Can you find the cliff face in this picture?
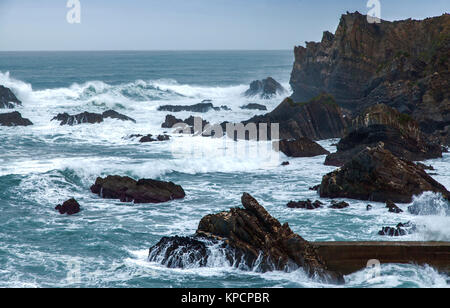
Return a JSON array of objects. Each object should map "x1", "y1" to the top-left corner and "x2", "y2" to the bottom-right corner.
[{"x1": 290, "y1": 12, "x2": 450, "y2": 140}]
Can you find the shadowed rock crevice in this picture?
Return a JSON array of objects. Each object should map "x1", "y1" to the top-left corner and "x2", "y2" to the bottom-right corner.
[{"x1": 0, "y1": 85, "x2": 22, "y2": 109}]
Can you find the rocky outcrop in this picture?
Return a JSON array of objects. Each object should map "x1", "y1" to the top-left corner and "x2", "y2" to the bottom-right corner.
[
  {"x1": 161, "y1": 115, "x2": 210, "y2": 135},
  {"x1": 158, "y1": 103, "x2": 229, "y2": 113},
  {"x1": 329, "y1": 201, "x2": 350, "y2": 209},
  {"x1": 128, "y1": 134, "x2": 170, "y2": 143},
  {"x1": 244, "y1": 77, "x2": 286, "y2": 99},
  {"x1": 55, "y1": 198, "x2": 81, "y2": 215},
  {"x1": 325, "y1": 104, "x2": 443, "y2": 166},
  {"x1": 52, "y1": 110, "x2": 136, "y2": 125},
  {"x1": 386, "y1": 200, "x2": 403, "y2": 213},
  {"x1": 287, "y1": 199, "x2": 323, "y2": 210},
  {"x1": 378, "y1": 222, "x2": 416, "y2": 237},
  {"x1": 320, "y1": 144, "x2": 450, "y2": 203},
  {"x1": 279, "y1": 138, "x2": 330, "y2": 158},
  {"x1": 90, "y1": 175, "x2": 185, "y2": 204},
  {"x1": 243, "y1": 94, "x2": 350, "y2": 140},
  {"x1": 0, "y1": 85, "x2": 22, "y2": 108},
  {"x1": 290, "y1": 12, "x2": 450, "y2": 144},
  {"x1": 149, "y1": 193, "x2": 344, "y2": 284},
  {"x1": 240, "y1": 103, "x2": 267, "y2": 111},
  {"x1": 0, "y1": 112, "x2": 33, "y2": 126}
]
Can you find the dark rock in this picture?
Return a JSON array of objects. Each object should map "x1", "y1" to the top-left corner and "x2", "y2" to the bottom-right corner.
[
  {"x1": 161, "y1": 115, "x2": 210, "y2": 135},
  {"x1": 386, "y1": 200, "x2": 403, "y2": 213},
  {"x1": 281, "y1": 161, "x2": 290, "y2": 166},
  {"x1": 90, "y1": 175, "x2": 185, "y2": 204},
  {"x1": 329, "y1": 201, "x2": 350, "y2": 209},
  {"x1": 366, "y1": 204, "x2": 373, "y2": 211},
  {"x1": 194, "y1": 193, "x2": 344, "y2": 283},
  {"x1": 287, "y1": 199, "x2": 323, "y2": 210},
  {"x1": 325, "y1": 104, "x2": 443, "y2": 167},
  {"x1": 158, "y1": 103, "x2": 228, "y2": 113},
  {"x1": 0, "y1": 111, "x2": 33, "y2": 126},
  {"x1": 309, "y1": 185, "x2": 320, "y2": 191},
  {"x1": 52, "y1": 110, "x2": 135, "y2": 126},
  {"x1": 279, "y1": 138, "x2": 330, "y2": 158},
  {"x1": 416, "y1": 163, "x2": 435, "y2": 171},
  {"x1": 378, "y1": 222, "x2": 416, "y2": 237},
  {"x1": 320, "y1": 143, "x2": 450, "y2": 203},
  {"x1": 240, "y1": 104, "x2": 268, "y2": 111},
  {"x1": 0, "y1": 85, "x2": 22, "y2": 108},
  {"x1": 243, "y1": 94, "x2": 350, "y2": 140},
  {"x1": 55, "y1": 198, "x2": 81, "y2": 215},
  {"x1": 128, "y1": 134, "x2": 170, "y2": 143},
  {"x1": 244, "y1": 77, "x2": 286, "y2": 99}
]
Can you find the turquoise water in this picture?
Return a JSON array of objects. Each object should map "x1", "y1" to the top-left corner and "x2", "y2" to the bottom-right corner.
[{"x1": 0, "y1": 51, "x2": 448, "y2": 288}]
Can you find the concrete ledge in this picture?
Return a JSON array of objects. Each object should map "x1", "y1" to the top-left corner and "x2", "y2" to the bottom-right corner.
[{"x1": 312, "y1": 241, "x2": 450, "y2": 276}]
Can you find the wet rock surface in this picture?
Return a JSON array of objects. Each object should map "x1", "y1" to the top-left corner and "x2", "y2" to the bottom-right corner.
[
  {"x1": 244, "y1": 77, "x2": 286, "y2": 99},
  {"x1": 378, "y1": 222, "x2": 416, "y2": 237},
  {"x1": 0, "y1": 85, "x2": 22, "y2": 109},
  {"x1": 52, "y1": 110, "x2": 136, "y2": 125},
  {"x1": 158, "y1": 102, "x2": 229, "y2": 113},
  {"x1": 90, "y1": 175, "x2": 185, "y2": 204},
  {"x1": 279, "y1": 138, "x2": 330, "y2": 158},
  {"x1": 240, "y1": 103, "x2": 268, "y2": 111},
  {"x1": 55, "y1": 198, "x2": 81, "y2": 215},
  {"x1": 128, "y1": 134, "x2": 170, "y2": 143},
  {"x1": 287, "y1": 199, "x2": 324, "y2": 210},
  {"x1": 0, "y1": 111, "x2": 33, "y2": 126}
]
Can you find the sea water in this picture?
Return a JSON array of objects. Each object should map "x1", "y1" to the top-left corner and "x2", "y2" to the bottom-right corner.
[{"x1": 0, "y1": 51, "x2": 448, "y2": 288}]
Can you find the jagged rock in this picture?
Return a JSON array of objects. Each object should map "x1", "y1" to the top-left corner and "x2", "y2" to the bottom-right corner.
[
  {"x1": 128, "y1": 134, "x2": 170, "y2": 143},
  {"x1": 240, "y1": 104, "x2": 268, "y2": 111},
  {"x1": 244, "y1": 77, "x2": 286, "y2": 99},
  {"x1": 279, "y1": 138, "x2": 330, "y2": 158},
  {"x1": 320, "y1": 144, "x2": 450, "y2": 203},
  {"x1": 52, "y1": 110, "x2": 135, "y2": 125},
  {"x1": 416, "y1": 163, "x2": 435, "y2": 171},
  {"x1": 378, "y1": 222, "x2": 416, "y2": 237},
  {"x1": 161, "y1": 115, "x2": 210, "y2": 135},
  {"x1": 287, "y1": 199, "x2": 323, "y2": 210},
  {"x1": 329, "y1": 201, "x2": 350, "y2": 209},
  {"x1": 386, "y1": 200, "x2": 403, "y2": 213},
  {"x1": 366, "y1": 204, "x2": 373, "y2": 211},
  {"x1": 158, "y1": 103, "x2": 229, "y2": 113},
  {"x1": 90, "y1": 175, "x2": 185, "y2": 204},
  {"x1": 243, "y1": 94, "x2": 350, "y2": 140},
  {"x1": 325, "y1": 104, "x2": 442, "y2": 166},
  {"x1": 55, "y1": 198, "x2": 81, "y2": 215},
  {"x1": 309, "y1": 185, "x2": 320, "y2": 191},
  {"x1": 281, "y1": 161, "x2": 290, "y2": 166},
  {"x1": 289, "y1": 12, "x2": 450, "y2": 144},
  {"x1": 0, "y1": 111, "x2": 33, "y2": 126},
  {"x1": 0, "y1": 85, "x2": 22, "y2": 108}
]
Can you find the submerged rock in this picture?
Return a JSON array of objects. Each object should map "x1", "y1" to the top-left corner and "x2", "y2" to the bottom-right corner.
[
  {"x1": 279, "y1": 138, "x2": 330, "y2": 158},
  {"x1": 0, "y1": 85, "x2": 22, "y2": 108},
  {"x1": 128, "y1": 134, "x2": 170, "y2": 143},
  {"x1": 378, "y1": 222, "x2": 416, "y2": 237},
  {"x1": 240, "y1": 103, "x2": 268, "y2": 111},
  {"x1": 244, "y1": 77, "x2": 286, "y2": 99},
  {"x1": 55, "y1": 198, "x2": 81, "y2": 215},
  {"x1": 158, "y1": 103, "x2": 229, "y2": 113},
  {"x1": 287, "y1": 199, "x2": 323, "y2": 210},
  {"x1": 0, "y1": 111, "x2": 33, "y2": 126},
  {"x1": 329, "y1": 201, "x2": 350, "y2": 209},
  {"x1": 90, "y1": 175, "x2": 185, "y2": 204},
  {"x1": 386, "y1": 200, "x2": 403, "y2": 214},
  {"x1": 52, "y1": 110, "x2": 136, "y2": 125},
  {"x1": 149, "y1": 193, "x2": 344, "y2": 284},
  {"x1": 320, "y1": 144, "x2": 450, "y2": 203}
]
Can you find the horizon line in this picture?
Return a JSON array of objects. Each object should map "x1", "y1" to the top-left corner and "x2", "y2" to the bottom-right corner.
[{"x1": 0, "y1": 49, "x2": 293, "y2": 53}]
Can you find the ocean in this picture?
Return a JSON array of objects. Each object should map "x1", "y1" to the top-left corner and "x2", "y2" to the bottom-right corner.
[{"x1": 0, "y1": 51, "x2": 448, "y2": 288}]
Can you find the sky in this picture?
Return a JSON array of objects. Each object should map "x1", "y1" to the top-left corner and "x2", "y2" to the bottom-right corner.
[{"x1": 0, "y1": 0, "x2": 448, "y2": 51}]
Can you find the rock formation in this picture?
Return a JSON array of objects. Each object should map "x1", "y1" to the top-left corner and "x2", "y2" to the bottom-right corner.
[
  {"x1": 128, "y1": 134, "x2": 170, "y2": 143},
  {"x1": 158, "y1": 102, "x2": 229, "y2": 113},
  {"x1": 279, "y1": 138, "x2": 330, "y2": 158},
  {"x1": 90, "y1": 175, "x2": 185, "y2": 204},
  {"x1": 55, "y1": 198, "x2": 81, "y2": 215},
  {"x1": 0, "y1": 85, "x2": 22, "y2": 108},
  {"x1": 52, "y1": 110, "x2": 136, "y2": 125},
  {"x1": 240, "y1": 103, "x2": 268, "y2": 111},
  {"x1": 243, "y1": 77, "x2": 286, "y2": 99},
  {"x1": 0, "y1": 111, "x2": 33, "y2": 126},
  {"x1": 287, "y1": 199, "x2": 323, "y2": 210},
  {"x1": 149, "y1": 193, "x2": 344, "y2": 284},
  {"x1": 378, "y1": 222, "x2": 416, "y2": 237},
  {"x1": 320, "y1": 144, "x2": 450, "y2": 203},
  {"x1": 289, "y1": 12, "x2": 450, "y2": 144}
]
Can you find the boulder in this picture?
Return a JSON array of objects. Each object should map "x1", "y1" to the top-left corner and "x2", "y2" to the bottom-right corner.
[
  {"x1": 128, "y1": 134, "x2": 170, "y2": 143},
  {"x1": 281, "y1": 161, "x2": 290, "y2": 166},
  {"x1": 279, "y1": 138, "x2": 330, "y2": 158},
  {"x1": 386, "y1": 200, "x2": 403, "y2": 213},
  {"x1": 0, "y1": 111, "x2": 33, "y2": 126},
  {"x1": 329, "y1": 201, "x2": 350, "y2": 209},
  {"x1": 55, "y1": 198, "x2": 81, "y2": 215},
  {"x1": 158, "y1": 103, "x2": 229, "y2": 113},
  {"x1": 287, "y1": 199, "x2": 323, "y2": 210},
  {"x1": 90, "y1": 175, "x2": 185, "y2": 204},
  {"x1": 244, "y1": 77, "x2": 286, "y2": 99},
  {"x1": 161, "y1": 115, "x2": 210, "y2": 135},
  {"x1": 240, "y1": 104, "x2": 267, "y2": 111},
  {"x1": 378, "y1": 222, "x2": 416, "y2": 237},
  {"x1": 320, "y1": 144, "x2": 450, "y2": 203},
  {"x1": 52, "y1": 110, "x2": 135, "y2": 125},
  {"x1": 0, "y1": 85, "x2": 22, "y2": 108}
]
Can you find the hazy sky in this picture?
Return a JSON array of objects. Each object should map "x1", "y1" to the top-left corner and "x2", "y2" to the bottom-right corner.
[{"x1": 0, "y1": 0, "x2": 448, "y2": 51}]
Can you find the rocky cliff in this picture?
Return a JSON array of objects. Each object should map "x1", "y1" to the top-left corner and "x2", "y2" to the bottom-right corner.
[{"x1": 290, "y1": 12, "x2": 450, "y2": 143}]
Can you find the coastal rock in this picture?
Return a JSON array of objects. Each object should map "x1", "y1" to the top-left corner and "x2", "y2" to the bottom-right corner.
[
  {"x1": 55, "y1": 198, "x2": 81, "y2": 215},
  {"x1": 240, "y1": 103, "x2": 268, "y2": 111},
  {"x1": 0, "y1": 85, "x2": 22, "y2": 108},
  {"x1": 289, "y1": 12, "x2": 450, "y2": 143},
  {"x1": 90, "y1": 175, "x2": 185, "y2": 204},
  {"x1": 243, "y1": 94, "x2": 350, "y2": 140},
  {"x1": 325, "y1": 104, "x2": 443, "y2": 166},
  {"x1": 386, "y1": 200, "x2": 403, "y2": 214},
  {"x1": 0, "y1": 111, "x2": 33, "y2": 126},
  {"x1": 281, "y1": 161, "x2": 290, "y2": 166},
  {"x1": 287, "y1": 199, "x2": 323, "y2": 210},
  {"x1": 320, "y1": 144, "x2": 450, "y2": 203},
  {"x1": 52, "y1": 110, "x2": 135, "y2": 125},
  {"x1": 158, "y1": 102, "x2": 229, "y2": 113},
  {"x1": 129, "y1": 134, "x2": 170, "y2": 143},
  {"x1": 279, "y1": 138, "x2": 330, "y2": 158},
  {"x1": 244, "y1": 77, "x2": 286, "y2": 99},
  {"x1": 161, "y1": 115, "x2": 210, "y2": 135},
  {"x1": 378, "y1": 222, "x2": 416, "y2": 237},
  {"x1": 329, "y1": 201, "x2": 350, "y2": 209}
]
